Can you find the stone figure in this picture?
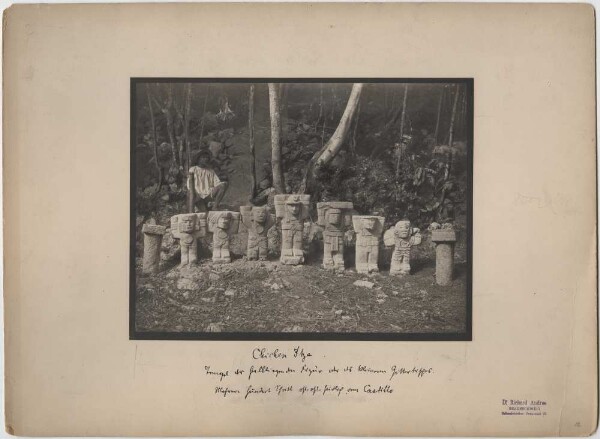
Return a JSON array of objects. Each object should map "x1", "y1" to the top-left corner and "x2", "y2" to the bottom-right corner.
[
  {"x1": 352, "y1": 215, "x2": 385, "y2": 274},
  {"x1": 170, "y1": 213, "x2": 207, "y2": 267},
  {"x1": 240, "y1": 205, "x2": 276, "y2": 261},
  {"x1": 207, "y1": 211, "x2": 241, "y2": 263},
  {"x1": 316, "y1": 202, "x2": 353, "y2": 271},
  {"x1": 384, "y1": 220, "x2": 422, "y2": 276},
  {"x1": 142, "y1": 223, "x2": 167, "y2": 274},
  {"x1": 429, "y1": 222, "x2": 457, "y2": 286},
  {"x1": 274, "y1": 194, "x2": 311, "y2": 265}
]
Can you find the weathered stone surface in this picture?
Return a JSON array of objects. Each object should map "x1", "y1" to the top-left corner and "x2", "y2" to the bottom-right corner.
[
  {"x1": 431, "y1": 227, "x2": 457, "y2": 286},
  {"x1": 171, "y1": 213, "x2": 207, "y2": 267},
  {"x1": 240, "y1": 205, "x2": 276, "y2": 261},
  {"x1": 274, "y1": 194, "x2": 311, "y2": 265},
  {"x1": 142, "y1": 223, "x2": 166, "y2": 274},
  {"x1": 353, "y1": 280, "x2": 375, "y2": 289},
  {"x1": 352, "y1": 215, "x2": 385, "y2": 274},
  {"x1": 431, "y1": 229, "x2": 457, "y2": 242},
  {"x1": 316, "y1": 202, "x2": 354, "y2": 271},
  {"x1": 384, "y1": 220, "x2": 422, "y2": 276},
  {"x1": 207, "y1": 211, "x2": 241, "y2": 263}
]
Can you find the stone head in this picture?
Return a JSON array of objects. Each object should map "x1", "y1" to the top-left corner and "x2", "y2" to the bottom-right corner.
[
  {"x1": 286, "y1": 196, "x2": 302, "y2": 217},
  {"x1": 362, "y1": 217, "x2": 377, "y2": 232},
  {"x1": 179, "y1": 214, "x2": 197, "y2": 233},
  {"x1": 217, "y1": 212, "x2": 232, "y2": 230},
  {"x1": 326, "y1": 209, "x2": 342, "y2": 226},
  {"x1": 395, "y1": 220, "x2": 412, "y2": 239},
  {"x1": 252, "y1": 207, "x2": 267, "y2": 224}
]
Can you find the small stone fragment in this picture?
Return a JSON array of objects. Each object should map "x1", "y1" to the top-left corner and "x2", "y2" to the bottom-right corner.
[
  {"x1": 206, "y1": 323, "x2": 223, "y2": 332},
  {"x1": 353, "y1": 280, "x2": 375, "y2": 289}
]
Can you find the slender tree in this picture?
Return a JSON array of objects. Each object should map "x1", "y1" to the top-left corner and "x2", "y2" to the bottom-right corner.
[
  {"x1": 434, "y1": 85, "x2": 445, "y2": 143},
  {"x1": 183, "y1": 83, "x2": 192, "y2": 171},
  {"x1": 268, "y1": 83, "x2": 285, "y2": 193},
  {"x1": 448, "y1": 84, "x2": 460, "y2": 149},
  {"x1": 197, "y1": 85, "x2": 210, "y2": 151},
  {"x1": 395, "y1": 84, "x2": 409, "y2": 177},
  {"x1": 163, "y1": 84, "x2": 178, "y2": 168},
  {"x1": 248, "y1": 84, "x2": 257, "y2": 198},
  {"x1": 300, "y1": 83, "x2": 364, "y2": 194},
  {"x1": 145, "y1": 84, "x2": 162, "y2": 192},
  {"x1": 444, "y1": 84, "x2": 461, "y2": 180}
]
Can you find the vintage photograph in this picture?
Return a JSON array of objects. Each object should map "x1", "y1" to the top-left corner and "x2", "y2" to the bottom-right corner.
[{"x1": 131, "y1": 79, "x2": 472, "y2": 340}]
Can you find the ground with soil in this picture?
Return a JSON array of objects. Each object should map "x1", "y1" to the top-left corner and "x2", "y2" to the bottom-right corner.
[{"x1": 135, "y1": 243, "x2": 468, "y2": 334}]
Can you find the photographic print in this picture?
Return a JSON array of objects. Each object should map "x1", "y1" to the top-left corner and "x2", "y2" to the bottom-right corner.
[{"x1": 131, "y1": 79, "x2": 472, "y2": 340}]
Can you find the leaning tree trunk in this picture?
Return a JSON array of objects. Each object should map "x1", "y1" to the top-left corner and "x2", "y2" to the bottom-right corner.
[
  {"x1": 248, "y1": 84, "x2": 257, "y2": 198},
  {"x1": 268, "y1": 83, "x2": 285, "y2": 194},
  {"x1": 300, "y1": 83, "x2": 364, "y2": 194},
  {"x1": 146, "y1": 85, "x2": 162, "y2": 193}
]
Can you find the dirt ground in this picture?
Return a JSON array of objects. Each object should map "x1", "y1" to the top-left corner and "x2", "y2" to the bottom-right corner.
[{"x1": 134, "y1": 243, "x2": 468, "y2": 335}]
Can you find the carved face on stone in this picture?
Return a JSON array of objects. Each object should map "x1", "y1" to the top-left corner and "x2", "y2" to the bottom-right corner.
[
  {"x1": 327, "y1": 209, "x2": 342, "y2": 226},
  {"x1": 395, "y1": 220, "x2": 411, "y2": 239},
  {"x1": 286, "y1": 203, "x2": 301, "y2": 217},
  {"x1": 179, "y1": 214, "x2": 196, "y2": 233},
  {"x1": 217, "y1": 214, "x2": 231, "y2": 230},
  {"x1": 253, "y1": 207, "x2": 267, "y2": 224},
  {"x1": 362, "y1": 217, "x2": 377, "y2": 232}
]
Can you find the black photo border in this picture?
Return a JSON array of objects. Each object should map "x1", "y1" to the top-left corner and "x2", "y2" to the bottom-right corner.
[{"x1": 130, "y1": 78, "x2": 474, "y2": 342}]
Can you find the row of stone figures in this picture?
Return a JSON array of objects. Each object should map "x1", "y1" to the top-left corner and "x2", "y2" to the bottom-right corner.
[{"x1": 141, "y1": 194, "x2": 457, "y2": 286}]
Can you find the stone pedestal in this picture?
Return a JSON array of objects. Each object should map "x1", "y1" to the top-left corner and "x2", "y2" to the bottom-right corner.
[
  {"x1": 142, "y1": 224, "x2": 167, "y2": 274},
  {"x1": 432, "y1": 229, "x2": 457, "y2": 286}
]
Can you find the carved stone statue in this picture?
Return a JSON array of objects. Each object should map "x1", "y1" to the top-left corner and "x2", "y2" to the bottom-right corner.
[
  {"x1": 316, "y1": 202, "x2": 353, "y2": 271},
  {"x1": 384, "y1": 220, "x2": 422, "y2": 276},
  {"x1": 170, "y1": 213, "x2": 207, "y2": 267},
  {"x1": 240, "y1": 205, "x2": 275, "y2": 261},
  {"x1": 274, "y1": 194, "x2": 311, "y2": 265},
  {"x1": 352, "y1": 215, "x2": 385, "y2": 274},
  {"x1": 207, "y1": 211, "x2": 241, "y2": 263},
  {"x1": 429, "y1": 222, "x2": 457, "y2": 286},
  {"x1": 142, "y1": 223, "x2": 167, "y2": 274}
]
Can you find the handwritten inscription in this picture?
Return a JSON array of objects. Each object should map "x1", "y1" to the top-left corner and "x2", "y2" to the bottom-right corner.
[{"x1": 205, "y1": 346, "x2": 434, "y2": 400}]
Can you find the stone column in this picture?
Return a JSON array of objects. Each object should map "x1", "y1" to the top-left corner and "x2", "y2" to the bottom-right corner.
[
  {"x1": 142, "y1": 224, "x2": 167, "y2": 274},
  {"x1": 431, "y1": 229, "x2": 457, "y2": 286}
]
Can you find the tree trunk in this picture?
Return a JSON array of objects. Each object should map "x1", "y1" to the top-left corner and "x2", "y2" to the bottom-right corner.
[
  {"x1": 164, "y1": 84, "x2": 178, "y2": 168},
  {"x1": 183, "y1": 83, "x2": 192, "y2": 171},
  {"x1": 448, "y1": 84, "x2": 460, "y2": 149},
  {"x1": 248, "y1": 84, "x2": 257, "y2": 198},
  {"x1": 445, "y1": 84, "x2": 461, "y2": 180},
  {"x1": 268, "y1": 83, "x2": 285, "y2": 194},
  {"x1": 300, "y1": 83, "x2": 364, "y2": 194},
  {"x1": 350, "y1": 98, "x2": 361, "y2": 155},
  {"x1": 314, "y1": 83, "x2": 323, "y2": 132},
  {"x1": 395, "y1": 84, "x2": 409, "y2": 178},
  {"x1": 197, "y1": 85, "x2": 210, "y2": 152},
  {"x1": 146, "y1": 85, "x2": 162, "y2": 192},
  {"x1": 434, "y1": 85, "x2": 444, "y2": 143}
]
